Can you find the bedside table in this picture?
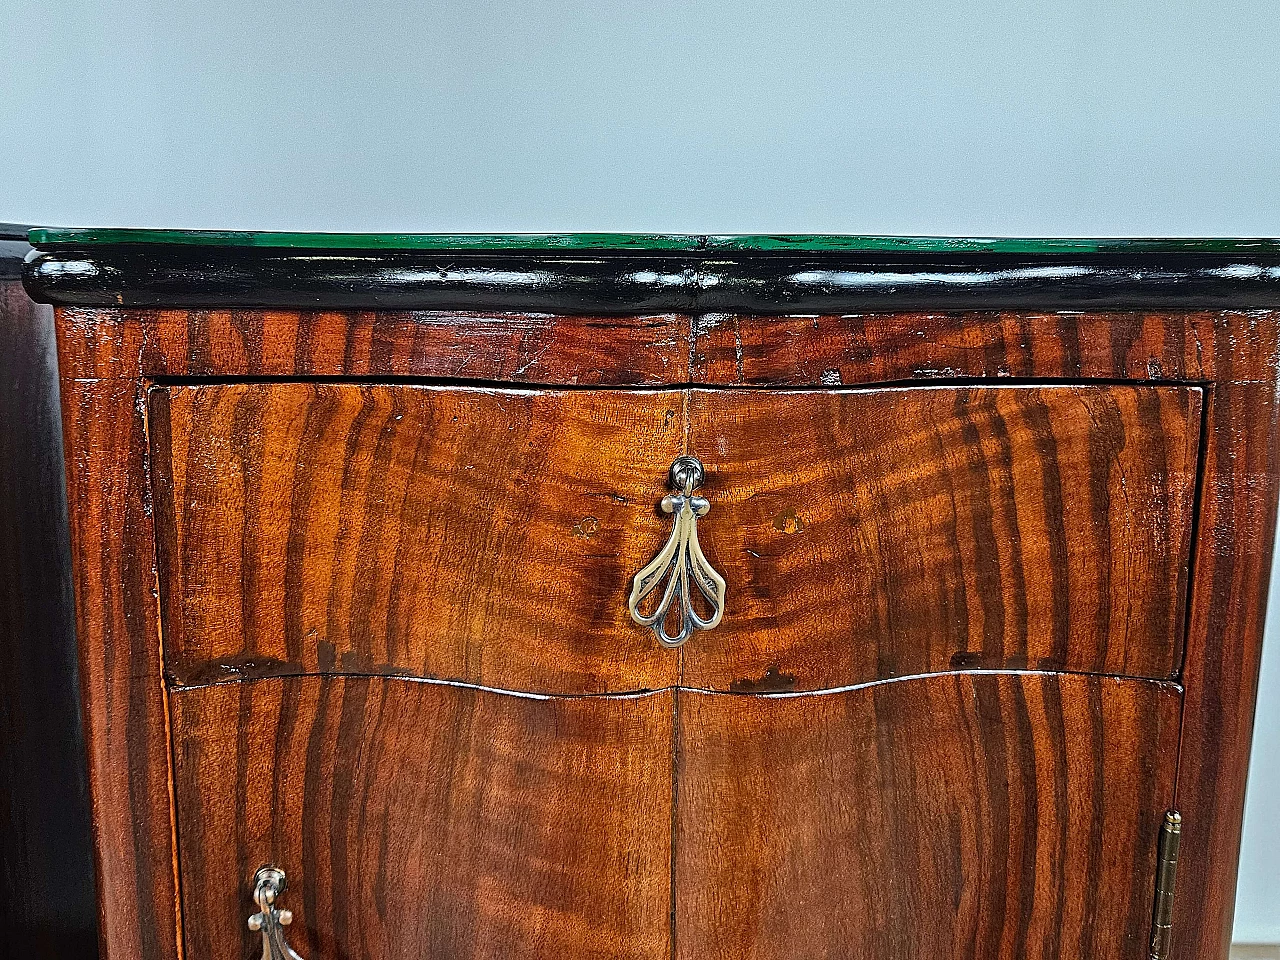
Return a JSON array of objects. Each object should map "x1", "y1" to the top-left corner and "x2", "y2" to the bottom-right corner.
[{"x1": 24, "y1": 231, "x2": 1280, "y2": 960}]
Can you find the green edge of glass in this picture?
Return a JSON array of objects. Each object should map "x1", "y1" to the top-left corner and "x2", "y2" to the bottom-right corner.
[
  {"x1": 709, "y1": 235, "x2": 1280, "y2": 254},
  {"x1": 26, "y1": 229, "x2": 704, "y2": 251},
  {"x1": 26, "y1": 228, "x2": 1280, "y2": 255}
]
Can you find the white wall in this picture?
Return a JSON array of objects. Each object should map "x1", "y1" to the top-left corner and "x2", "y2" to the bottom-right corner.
[{"x1": 3, "y1": 0, "x2": 1278, "y2": 940}]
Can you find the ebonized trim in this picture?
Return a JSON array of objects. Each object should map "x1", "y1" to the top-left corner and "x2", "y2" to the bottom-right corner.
[
  {"x1": 1, "y1": 225, "x2": 33, "y2": 280},
  {"x1": 24, "y1": 246, "x2": 1280, "y2": 313},
  {"x1": 0, "y1": 244, "x2": 30, "y2": 280}
]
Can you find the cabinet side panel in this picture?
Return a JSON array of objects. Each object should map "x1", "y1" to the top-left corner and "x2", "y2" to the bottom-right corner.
[
  {"x1": 0, "y1": 280, "x2": 97, "y2": 959},
  {"x1": 1175, "y1": 314, "x2": 1280, "y2": 960},
  {"x1": 58, "y1": 364, "x2": 179, "y2": 960}
]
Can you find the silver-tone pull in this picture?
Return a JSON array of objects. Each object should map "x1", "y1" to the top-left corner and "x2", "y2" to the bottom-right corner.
[
  {"x1": 628, "y1": 456, "x2": 727, "y2": 648},
  {"x1": 247, "y1": 866, "x2": 304, "y2": 960}
]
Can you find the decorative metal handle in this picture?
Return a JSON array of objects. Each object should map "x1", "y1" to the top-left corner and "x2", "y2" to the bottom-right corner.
[
  {"x1": 247, "y1": 866, "x2": 304, "y2": 960},
  {"x1": 628, "y1": 456, "x2": 727, "y2": 648}
]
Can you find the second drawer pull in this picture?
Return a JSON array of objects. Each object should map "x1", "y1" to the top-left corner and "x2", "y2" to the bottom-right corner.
[{"x1": 247, "y1": 866, "x2": 304, "y2": 960}]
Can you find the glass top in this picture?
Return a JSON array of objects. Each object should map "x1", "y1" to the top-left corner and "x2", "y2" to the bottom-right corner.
[{"x1": 26, "y1": 228, "x2": 1280, "y2": 254}]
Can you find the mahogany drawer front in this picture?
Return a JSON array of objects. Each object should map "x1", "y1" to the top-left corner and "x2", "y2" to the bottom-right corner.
[
  {"x1": 171, "y1": 671, "x2": 1177, "y2": 960},
  {"x1": 151, "y1": 381, "x2": 1201, "y2": 694}
]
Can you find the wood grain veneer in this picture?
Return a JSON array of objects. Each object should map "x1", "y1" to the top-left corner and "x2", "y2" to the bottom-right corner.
[
  {"x1": 59, "y1": 372, "x2": 179, "y2": 960},
  {"x1": 149, "y1": 384, "x2": 684, "y2": 692},
  {"x1": 677, "y1": 671, "x2": 1180, "y2": 960},
  {"x1": 171, "y1": 678, "x2": 673, "y2": 960},
  {"x1": 55, "y1": 308, "x2": 692, "y2": 383},
  {"x1": 685, "y1": 384, "x2": 1201, "y2": 690},
  {"x1": 151, "y1": 382, "x2": 1201, "y2": 693},
  {"x1": 50, "y1": 301, "x2": 1280, "y2": 960}
]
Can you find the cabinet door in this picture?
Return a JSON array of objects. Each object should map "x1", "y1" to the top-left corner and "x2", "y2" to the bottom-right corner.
[
  {"x1": 675, "y1": 672, "x2": 1179, "y2": 960},
  {"x1": 171, "y1": 678, "x2": 674, "y2": 960}
]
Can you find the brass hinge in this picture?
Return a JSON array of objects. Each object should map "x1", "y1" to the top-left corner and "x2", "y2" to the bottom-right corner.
[{"x1": 1149, "y1": 810, "x2": 1182, "y2": 960}]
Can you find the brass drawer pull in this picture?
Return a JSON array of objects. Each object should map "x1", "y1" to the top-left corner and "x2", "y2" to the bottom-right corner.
[
  {"x1": 247, "y1": 866, "x2": 304, "y2": 960},
  {"x1": 628, "y1": 456, "x2": 726, "y2": 648}
]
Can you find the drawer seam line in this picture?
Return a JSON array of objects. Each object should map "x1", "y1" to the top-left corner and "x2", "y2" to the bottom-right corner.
[{"x1": 165, "y1": 666, "x2": 1186, "y2": 698}]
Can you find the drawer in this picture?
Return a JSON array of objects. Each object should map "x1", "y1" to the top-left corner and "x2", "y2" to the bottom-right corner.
[{"x1": 150, "y1": 381, "x2": 1202, "y2": 693}]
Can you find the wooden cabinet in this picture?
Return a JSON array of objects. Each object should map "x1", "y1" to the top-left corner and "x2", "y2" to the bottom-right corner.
[{"x1": 25, "y1": 232, "x2": 1280, "y2": 960}]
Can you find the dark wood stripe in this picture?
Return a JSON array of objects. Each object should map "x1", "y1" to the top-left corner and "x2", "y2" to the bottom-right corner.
[
  {"x1": 1020, "y1": 394, "x2": 1072, "y2": 667},
  {"x1": 955, "y1": 389, "x2": 1009, "y2": 665},
  {"x1": 1010, "y1": 679, "x2": 1040, "y2": 954},
  {"x1": 1040, "y1": 673, "x2": 1070, "y2": 958},
  {"x1": 230, "y1": 389, "x2": 267, "y2": 660},
  {"x1": 1080, "y1": 678, "x2": 1108, "y2": 956},
  {"x1": 283, "y1": 390, "x2": 343, "y2": 666},
  {"x1": 987, "y1": 400, "x2": 1032, "y2": 664},
  {"x1": 1079, "y1": 389, "x2": 1122, "y2": 670}
]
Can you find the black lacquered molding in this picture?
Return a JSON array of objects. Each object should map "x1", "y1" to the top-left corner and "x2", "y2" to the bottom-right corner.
[
  {"x1": 24, "y1": 248, "x2": 700, "y2": 313},
  {"x1": 23, "y1": 245, "x2": 1280, "y2": 313},
  {"x1": 700, "y1": 255, "x2": 1280, "y2": 312}
]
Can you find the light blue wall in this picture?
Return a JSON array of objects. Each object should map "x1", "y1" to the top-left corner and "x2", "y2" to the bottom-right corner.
[
  {"x1": 2, "y1": 0, "x2": 1277, "y2": 942},
  {"x1": 1238, "y1": 575, "x2": 1280, "y2": 943}
]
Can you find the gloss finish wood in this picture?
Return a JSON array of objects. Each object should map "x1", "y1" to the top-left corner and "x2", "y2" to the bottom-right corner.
[
  {"x1": 0, "y1": 238, "x2": 97, "y2": 960},
  {"x1": 677, "y1": 672, "x2": 1181, "y2": 960},
  {"x1": 57, "y1": 358, "x2": 179, "y2": 960},
  {"x1": 23, "y1": 245, "x2": 1280, "y2": 312},
  {"x1": 149, "y1": 383, "x2": 685, "y2": 692},
  {"x1": 151, "y1": 382, "x2": 1201, "y2": 693},
  {"x1": 47, "y1": 246, "x2": 1280, "y2": 960},
  {"x1": 171, "y1": 678, "x2": 673, "y2": 960},
  {"x1": 684, "y1": 384, "x2": 1201, "y2": 690}
]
